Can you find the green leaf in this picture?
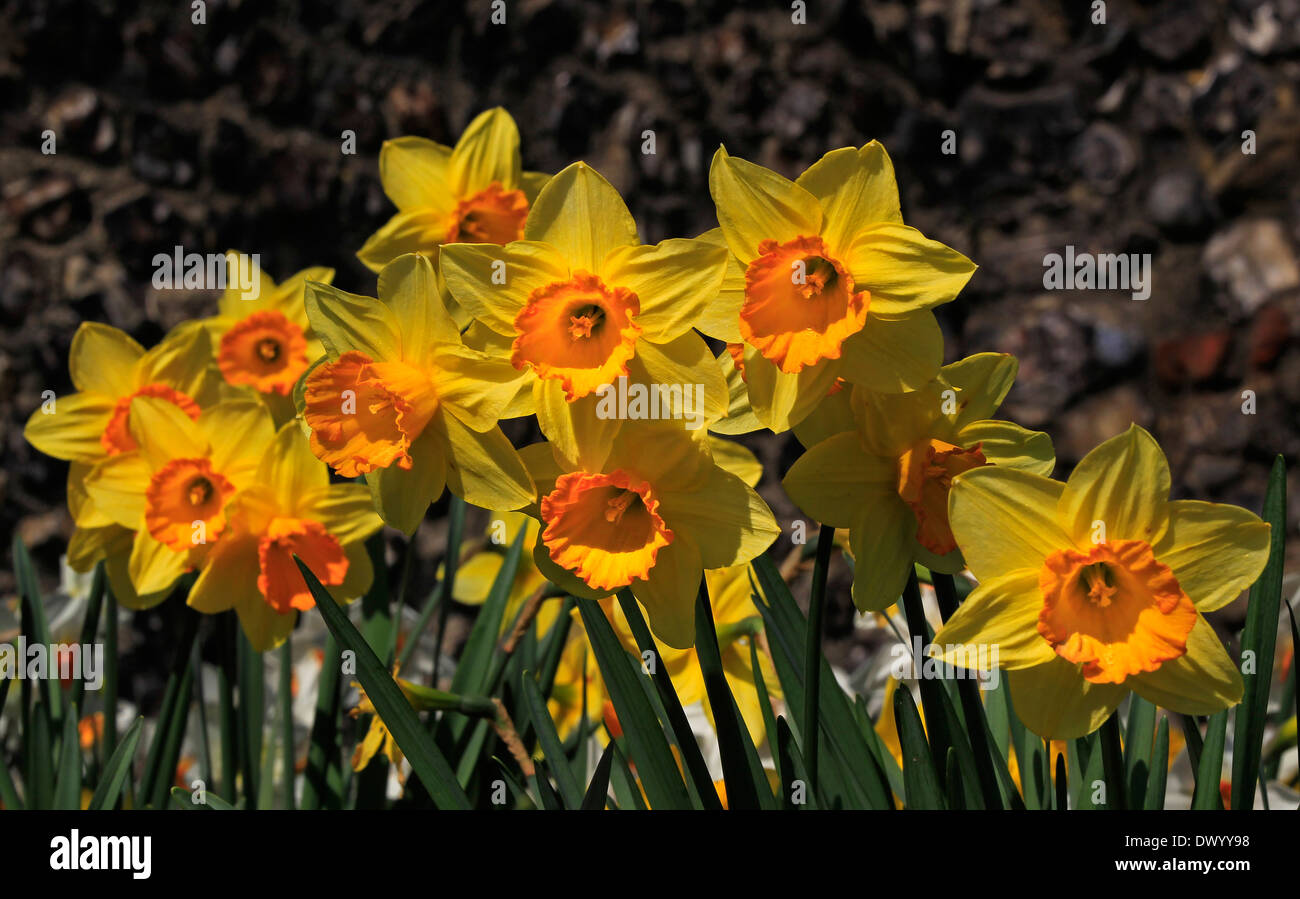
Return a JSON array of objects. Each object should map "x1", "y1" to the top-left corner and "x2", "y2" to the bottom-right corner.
[
  {"x1": 1099, "y1": 711, "x2": 1127, "y2": 810},
  {"x1": 297, "y1": 556, "x2": 471, "y2": 809},
  {"x1": 140, "y1": 607, "x2": 199, "y2": 807},
  {"x1": 68, "y1": 563, "x2": 106, "y2": 713},
  {"x1": 576, "y1": 600, "x2": 692, "y2": 809},
  {"x1": 693, "y1": 582, "x2": 773, "y2": 810},
  {"x1": 1124, "y1": 696, "x2": 1156, "y2": 809},
  {"x1": 895, "y1": 686, "x2": 946, "y2": 809},
  {"x1": 802, "y1": 526, "x2": 834, "y2": 791},
  {"x1": 88, "y1": 717, "x2": 143, "y2": 810},
  {"x1": 776, "y1": 716, "x2": 817, "y2": 809},
  {"x1": 1232, "y1": 454, "x2": 1286, "y2": 811},
  {"x1": 615, "y1": 589, "x2": 722, "y2": 809},
  {"x1": 170, "y1": 785, "x2": 236, "y2": 810},
  {"x1": 521, "y1": 672, "x2": 583, "y2": 808},
  {"x1": 1192, "y1": 711, "x2": 1228, "y2": 810},
  {"x1": 581, "y1": 742, "x2": 616, "y2": 810},
  {"x1": 53, "y1": 708, "x2": 82, "y2": 810},
  {"x1": 0, "y1": 680, "x2": 22, "y2": 809},
  {"x1": 1146, "y1": 716, "x2": 1170, "y2": 810},
  {"x1": 13, "y1": 534, "x2": 60, "y2": 722},
  {"x1": 301, "y1": 632, "x2": 345, "y2": 810}
]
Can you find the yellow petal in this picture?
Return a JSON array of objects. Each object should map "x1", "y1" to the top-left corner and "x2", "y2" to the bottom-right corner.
[
  {"x1": 600, "y1": 237, "x2": 728, "y2": 342},
  {"x1": 519, "y1": 440, "x2": 565, "y2": 495},
  {"x1": 658, "y1": 466, "x2": 779, "y2": 569},
  {"x1": 379, "y1": 136, "x2": 455, "y2": 212},
  {"x1": 692, "y1": 228, "x2": 745, "y2": 344},
  {"x1": 69, "y1": 323, "x2": 145, "y2": 397},
  {"x1": 337, "y1": 540, "x2": 374, "y2": 601},
  {"x1": 524, "y1": 162, "x2": 638, "y2": 271},
  {"x1": 628, "y1": 331, "x2": 730, "y2": 425},
  {"x1": 1153, "y1": 500, "x2": 1270, "y2": 612},
  {"x1": 783, "y1": 432, "x2": 895, "y2": 528},
  {"x1": 305, "y1": 281, "x2": 401, "y2": 362},
  {"x1": 258, "y1": 423, "x2": 330, "y2": 509},
  {"x1": 791, "y1": 387, "x2": 855, "y2": 449},
  {"x1": 794, "y1": 142, "x2": 902, "y2": 257},
  {"x1": 940, "y1": 353, "x2": 1018, "y2": 430},
  {"x1": 128, "y1": 529, "x2": 186, "y2": 598},
  {"x1": 1129, "y1": 616, "x2": 1244, "y2": 714},
  {"x1": 307, "y1": 485, "x2": 384, "y2": 545},
  {"x1": 377, "y1": 253, "x2": 461, "y2": 366},
  {"x1": 433, "y1": 343, "x2": 532, "y2": 431},
  {"x1": 837, "y1": 312, "x2": 943, "y2": 394},
  {"x1": 357, "y1": 210, "x2": 452, "y2": 273},
  {"x1": 105, "y1": 549, "x2": 171, "y2": 611},
  {"x1": 847, "y1": 499, "x2": 914, "y2": 612},
  {"x1": 451, "y1": 552, "x2": 506, "y2": 605},
  {"x1": 127, "y1": 396, "x2": 206, "y2": 468},
  {"x1": 533, "y1": 539, "x2": 611, "y2": 601},
  {"x1": 439, "y1": 412, "x2": 535, "y2": 512},
  {"x1": 956, "y1": 419, "x2": 1055, "y2": 477},
  {"x1": 931, "y1": 569, "x2": 1055, "y2": 670},
  {"x1": 741, "y1": 345, "x2": 841, "y2": 433},
  {"x1": 1058, "y1": 424, "x2": 1170, "y2": 547},
  {"x1": 948, "y1": 466, "x2": 1071, "y2": 582},
  {"x1": 203, "y1": 401, "x2": 276, "y2": 484},
  {"x1": 441, "y1": 240, "x2": 570, "y2": 336},
  {"x1": 189, "y1": 535, "x2": 260, "y2": 613},
  {"x1": 1007, "y1": 656, "x2": 1126, "y2": 739},
  {"x1": 24, "y1": 392, "x2": 115, "y2": 462},
  {"x1": 216, "y1": 251, "x2": 276, "y2": 312},
  {"x1": 235, "y1": 589, "x2": 297, "y2": 653},
  {"x1": 845, "y1": 223, "x2": 975, "y2": 319},
  {"x1": 707, "y1": 436, "x2": 762, "y2": 487},
  {"x1": 84, "y1": 452, "x2": 154, "y2": 528},
  {"x1": 535, "y1": 379, "x2": 620, "y2": 472},
  {"x1": 708, "y1": 147, "x2": 822, "y2": 264},
  {"x1": 629, "y1": 537, "x2": 703, "y2": 650},
  {"x1": 367, "y1": 427, "x2": 447, "y2": 535},
  {"x1": 138, "y1": 323, "x2": 219, "y2": 399},
  {"x1": 710, "y1": 346, "x2": 762, "y2": 435},
  {"x1": 449, "y1": 107, "x2": 522, "y2": 197}
]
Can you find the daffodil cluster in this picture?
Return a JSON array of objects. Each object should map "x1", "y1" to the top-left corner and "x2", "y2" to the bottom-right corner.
[{"x1": 26, "y1": 106, "x2": 1273, "y2": 749}]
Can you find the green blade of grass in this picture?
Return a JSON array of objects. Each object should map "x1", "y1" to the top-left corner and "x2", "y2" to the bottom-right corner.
[
  {"x1": 1192, "y1": 710, "x2": 1228, "y2": 810},
  {"x1": 895, "y1": 685, "x2": 945, "y2": 809},
  {"x1": 139, "y1": 607, "x2": 199, "y2": 807},
  {"x1": 151, "y1": 661, "x2": 195, "y2": 809},
  {"x1": 615, "y1": 588, "x2": 722, "y2": 809},
  {"x1": 776, "y1": 716, "x2": 818, "y2": 809},
  {"x1": 0, "y1": 680, "x2": 22, "y2": 808},
  {"x1": 693, "y1": 581, "x2": 772, "y2": 810},
  {"x1": 13, "y1": 535, "x2": 59, "y2": 722},
  {"x1": 608, "y1": 740, "x2": 647, "y2": 810},
  {"x1": 576, "y1": 600, "x2": 692, "y2": 809},
  {"x1": 279, "y1": 640, "x2": 295, "y2": 809},
  {"x1": 88, "y1": 717, "x2": 143, "y2": 810},
  {"x1": 300, "y1": 632, "x2": 344, "y2": 810},
  {"x1": 1099, "y1": 710, "x2": 1127, "y2": 810},
  {"x1": 103, "y1": 586, "x2": 119, "y2": 760},
  {"x1": 1053, "y1": 752, "x2": 1067, "y2": 811},
  {"x1": 1231, "y1": 454, "x2": 1286, "y2": 811},
  {"x1": 297, "y1": 557, "x2": 470, "y2": 809},
  {"x1": 581, "y1": 742, "x2": 616, "y2": 810},
  {"x1": 428, "y1": 495, "x2": 466, "y2": 680},
  {"x1": 68, "y1": 562, "x2": 106, "y2": 712},
  {"x1": 1124, "y1": 695, "x2": 1156, "y2": 809},
  {"x1": 170, "y1": 785, "x2": 236, "y2": 809},
  {"x1": 750, "y1": 637, "x2": 782, "y2": 786},
  {"x1": 237, "y1": 627, "x2": 264, "y2": 807}
]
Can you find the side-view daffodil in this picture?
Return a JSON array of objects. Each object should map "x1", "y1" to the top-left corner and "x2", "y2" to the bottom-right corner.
[
  {"x1": 440, "y1": 162, "x2": 730, "y2": 468},
  {"x1": 932, "y1": 425, "x2": 1270, "y2": 739},
  {"x1": 184, "y1": 251, "x2": 334, "y2": 422},
  {"x1": 701, "y1": 143, "x2": 976, "y2": 432},
  {"x1": 81, "y1": 398, "x2": 276, "y2": 606},
  {"x1": 357, "y1": 107, "x2": 550, "y2": 273},
  {"x1": 298, "y1": 253, "x2": 535, "y2": 534},
  {"x1": 519, "y1": 421, "x2": 779, "y2": 648},
  {"x1": 187, "y1": 423, "x2": 383, "y2": 651},
  {"x1": 783, "y1": 353, "x2": 1054, "y2": 611}
]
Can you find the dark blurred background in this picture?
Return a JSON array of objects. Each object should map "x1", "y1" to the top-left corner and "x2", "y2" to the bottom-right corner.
[{"x1": 3, "y1": 0, "x2": 1300, "y2": 659}]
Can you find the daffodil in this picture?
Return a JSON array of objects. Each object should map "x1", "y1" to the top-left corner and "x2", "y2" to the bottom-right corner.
[
  {"x1": 81, "y1": 397, "x2": 276, "y2": 606},
  {"x1": 357, "y1": 107, "x2": 549, "y2": 274},
  {"x1": 932, "y1": 425, "x2": 1270, "y2": 739},
  {"x1": 607, "y1": 563, "x2": 782, "y2": 746},
  {"x1": 783, "y1": 353, "x2": 1054, "y2": 611},
  {"x1": 701, "y1": 143, "x2": 976, "y2": 432},
  {"x1": 450, "y1": 511, "x2": 559, "y2": 636},
  {"x1": 297, "y1": 253, "x2": 535, "y2": 534},
  {"x1": 519, "y1": 422, "x2": 779, "y2": 648},
  {"x1": 440, "y1": 162, "x2": 730, "y2": 466},
  {"x1": 186, "y1": 423, "x2": 382, "y2": 651},
  {"x1": 184, "y1": 251, "x2": 334, "y2": 421}
]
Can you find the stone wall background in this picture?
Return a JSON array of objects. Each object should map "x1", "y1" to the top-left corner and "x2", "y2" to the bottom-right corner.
[{"x1": 4, "y1": 0, "x2": 1300, "y2": 643}]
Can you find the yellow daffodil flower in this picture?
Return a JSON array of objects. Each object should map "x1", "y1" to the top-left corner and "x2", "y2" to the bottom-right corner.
[
  {"x1": 932, "y1": 425, "x2": 1270, "y2": 739},
  {"x1": 81, "y1": 397, "x2": 275, "y2": 605},
  {"x1": 783, "y1": 353, "x2": 1054, "y2": 611},
  {"x1": 548, "y1": 619, "x2": 607, "y2": 742},
  {"x1": 357, "y1": 107, "x2": 550, "y2": 273},
  {"x1": 519, "y1": 422, "x2": 779, "y2": 648},
  {"x1": 440, "y1": 162, "x2": 730, "y2": 466},
  {"x1": 701, "y1": 143, "x2": 976, "y2": 432},
  {"x1": 451, "y1": 511, "x2": 558, "y2": 635},
  {"x1": 297, "y1": 253, "x2": 535, "y2": 534},
  {"x1": 187, "y1": 423, "x2": 382, "y2": 651},
  {"x1": 184, "y1": 251, "x2": 334, "y2": 421}
]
